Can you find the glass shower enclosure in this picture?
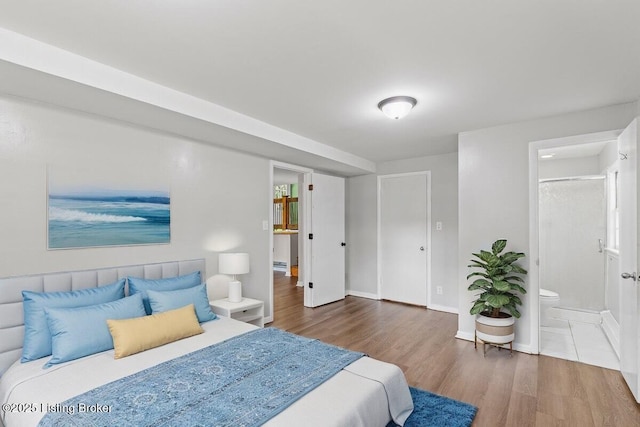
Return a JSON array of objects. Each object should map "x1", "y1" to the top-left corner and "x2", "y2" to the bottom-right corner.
[{"x1": 538, "y1": 177, "x2": 606, "y2": 312}]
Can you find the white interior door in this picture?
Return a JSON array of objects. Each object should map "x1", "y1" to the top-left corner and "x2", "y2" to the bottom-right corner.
[
  {"x1": 305, "y1": 173, "x2": 345, "y2": 307},
  {"x1": 379, "y1": 173, "x2": 428, "y2": 306},
  {"x1": 618, "y1": 118, "x2": 640, "y2": 403}
]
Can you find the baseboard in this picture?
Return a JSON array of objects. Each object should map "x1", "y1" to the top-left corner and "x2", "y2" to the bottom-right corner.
[
  {"x1": 512, "y1": 343, "x2": 533, "y2": 354},
  {"x1": 346, "y1": 290, "x2": 380, "y2": 300},
  {"x1": 601, "y1": 310, "x2": 620, "y2": 358},
  {"x1": 427, "y1": 304, "x2": 458, "y2": 314},
  {"x1": 455, "y1": 330, "x2": 475, "y2": 342},
  {"x1": 296, "y1": 281, "x2": 303, "y2": 287},
  {"x1": 264, "y1": 315, "x2": 274, "y2": 324}
]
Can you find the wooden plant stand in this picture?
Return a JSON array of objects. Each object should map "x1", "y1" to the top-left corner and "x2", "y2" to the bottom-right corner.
[{"x1": 474, "y1": 330, "x2": 513, "y2": 357}]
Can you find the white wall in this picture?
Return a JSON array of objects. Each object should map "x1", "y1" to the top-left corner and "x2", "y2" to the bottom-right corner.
[
  {"x1": 606, "y1": 251, "x2": 621, "y2": 322},
  {"x1": 599, "y1": 140, "x2": 619, "y2": 173},
  {"x1": 538, "y1": 156, "x2": 600, "y2": 179},
  {"x1": 346, "y1": 152, "x2": 459, "y2": 310},
  {"x1": 458, "y1": 102, "x2": 638, "y2": 352},
  {"x1": 345, "y1": 174, "x2": 378, "y2": 298},
  {"x1": 0, "y1": 95, "x2": 273, "y2": 317}
]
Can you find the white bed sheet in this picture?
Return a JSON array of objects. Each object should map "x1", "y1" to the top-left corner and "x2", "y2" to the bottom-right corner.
[{"x1": 0, "y1": 317, "x2": 412, "y2": 427}]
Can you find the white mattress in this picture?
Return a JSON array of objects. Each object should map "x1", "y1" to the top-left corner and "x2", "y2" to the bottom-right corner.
[{"x1": 0, "y1": 317, "x2": 412, "y2": 427}]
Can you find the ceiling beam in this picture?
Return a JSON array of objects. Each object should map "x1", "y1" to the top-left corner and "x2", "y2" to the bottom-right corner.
[{"x1": 0, "y1": 27, "x2": 376, "y2": 176}]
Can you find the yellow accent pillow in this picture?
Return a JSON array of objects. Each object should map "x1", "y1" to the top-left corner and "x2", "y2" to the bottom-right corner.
[{"x1": 107, "y1": 304, "x2": 204, "y2": 359}]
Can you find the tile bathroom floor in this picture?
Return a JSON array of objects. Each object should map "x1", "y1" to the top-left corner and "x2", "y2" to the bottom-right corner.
[{"x1": 540, "y1": 320, "x2": 620, "y2": 370}]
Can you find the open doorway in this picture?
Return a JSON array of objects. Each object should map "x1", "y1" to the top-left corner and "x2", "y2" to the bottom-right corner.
[
  {"x1": 273, "y1": 168, "x2": 302, "y2": 280},
  {"x1": 530, "y1": 131, "x2": 621, "y2": 369},
  {"x1": 269, "y1": 162, "x2": 312, "y2": 323}
]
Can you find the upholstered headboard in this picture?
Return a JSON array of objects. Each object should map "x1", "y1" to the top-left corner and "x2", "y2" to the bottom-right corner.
[{"x1": 0, "y1": 259, "x2": 205, "y2": 377}]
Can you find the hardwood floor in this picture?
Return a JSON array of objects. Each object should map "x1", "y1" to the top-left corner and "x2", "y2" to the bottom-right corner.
[{"x1": 268, "y1": 272, "x2": 640, "y2": 426}]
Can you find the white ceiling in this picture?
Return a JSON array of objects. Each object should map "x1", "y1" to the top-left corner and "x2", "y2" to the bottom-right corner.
[{"x1": 0, "y1": 1, "x2": 639, "y2": 175}]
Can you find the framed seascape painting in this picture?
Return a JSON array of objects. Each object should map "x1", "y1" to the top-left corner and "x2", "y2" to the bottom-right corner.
[{"x1": 47, "y1": 167, "x2": 170, "y2": 249}]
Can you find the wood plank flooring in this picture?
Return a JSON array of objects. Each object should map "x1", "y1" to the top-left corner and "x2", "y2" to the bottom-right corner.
[{"x1": 268, "y1": 272, "x2": 640, "y2": 426}]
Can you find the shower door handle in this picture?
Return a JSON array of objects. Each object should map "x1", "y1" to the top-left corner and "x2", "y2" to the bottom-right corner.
[
  {"x1": 621, "y1": 272, "x2": 637, "y2": 281},
  {"x1": 597, "y1": 239, "x2": 603, "y2": 253}
]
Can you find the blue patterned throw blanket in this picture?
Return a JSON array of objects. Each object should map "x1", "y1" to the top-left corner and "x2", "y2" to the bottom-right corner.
[{"x1": 39, "y1": 327, "x2": 364, "y2": 427}]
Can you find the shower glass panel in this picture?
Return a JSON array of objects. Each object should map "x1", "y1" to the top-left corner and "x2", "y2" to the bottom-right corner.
[{"x1": 539, "y1": 178, "x2": 606, "y2": 311}]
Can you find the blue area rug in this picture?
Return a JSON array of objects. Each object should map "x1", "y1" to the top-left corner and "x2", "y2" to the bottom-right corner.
[{"x1": 387, "y1": 387, "x2": 477, "y2": 427}]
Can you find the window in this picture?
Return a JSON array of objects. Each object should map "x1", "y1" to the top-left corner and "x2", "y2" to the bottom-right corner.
[
  {"x1": 274, "y1": 184, "x2": 288, "y2": 198},
  {"x1": 273, "y1": 184, "x2": 298, "y2": 230}
]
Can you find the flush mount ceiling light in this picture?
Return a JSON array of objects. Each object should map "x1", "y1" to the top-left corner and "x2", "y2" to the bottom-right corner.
[{"x1": 378, "y1": 96, "x2": 417, "y2": 120}]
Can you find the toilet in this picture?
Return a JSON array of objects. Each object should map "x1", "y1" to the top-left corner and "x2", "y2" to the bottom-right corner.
[{"x1": 540, "y1": 288, "x2": 561, "y2": 327}]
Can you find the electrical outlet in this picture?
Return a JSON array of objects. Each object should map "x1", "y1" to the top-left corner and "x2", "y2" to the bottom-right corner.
[
  {"x1": 436, "y1": 286, "x2": 443, "y2": 295},
  {"x1": 436, "y1": 221, "x2": 443, "y2": 231}
]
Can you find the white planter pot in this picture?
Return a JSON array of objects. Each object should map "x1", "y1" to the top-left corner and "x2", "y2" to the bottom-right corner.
[{"x1": 475, "y1": 313, "x2": 515, "y2": 344}]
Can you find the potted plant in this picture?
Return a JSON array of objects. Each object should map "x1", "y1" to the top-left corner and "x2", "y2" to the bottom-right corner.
[{"x1": 467, "y1": 239, "x2": 527, "y2": 352}]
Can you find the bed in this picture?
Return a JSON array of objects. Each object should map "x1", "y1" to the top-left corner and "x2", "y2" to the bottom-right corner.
[{"x1": 0, "y1": 259, "x2": 413, "y2": 427}]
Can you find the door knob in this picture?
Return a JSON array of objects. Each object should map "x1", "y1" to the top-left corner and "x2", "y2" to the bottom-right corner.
[
  {"x1": 341, "y1": 242, "x2": 346, "y2": 247},
  {"x1": 621, "y1": 272, "x2": 637, "y2": 281},
  {"x1": 419, "y1": 246, "x2": 425, "y2": 251}
]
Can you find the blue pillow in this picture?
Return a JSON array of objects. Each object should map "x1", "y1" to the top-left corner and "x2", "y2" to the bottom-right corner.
[
  {"x1": 21, "y1": 279, "x2": 126, "y2": 362},
  {"x1": 147, "y1": 284, "x2": 217, "y2": 323},
  {"x1": 128, "y1": 271, "x2": 202, "y2": 314},
  {"x1": 44, "y1": 293, "x2": 146, "y2": 367}
]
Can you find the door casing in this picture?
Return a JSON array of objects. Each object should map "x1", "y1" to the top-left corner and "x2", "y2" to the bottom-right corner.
[{"x1": 528, "y1": 130, "x2": 623, "y2": 354}]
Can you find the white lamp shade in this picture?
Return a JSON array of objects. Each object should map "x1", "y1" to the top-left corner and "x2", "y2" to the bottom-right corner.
[
  {"x1": 378, "y1": 96, "x2": 417, "y2": 120},
  {"x1": 218, "y1": 253, "x2": 250, "y2": 275}
]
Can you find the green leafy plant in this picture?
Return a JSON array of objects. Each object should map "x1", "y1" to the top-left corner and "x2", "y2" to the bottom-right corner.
[{"x1": 467, "y1": 239, "x2": 527, "y2": 318}]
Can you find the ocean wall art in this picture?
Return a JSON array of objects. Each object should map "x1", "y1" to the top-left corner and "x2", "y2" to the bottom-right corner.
[{"x1": 47, "y1": 168, "x2": 170, "y2": 249}]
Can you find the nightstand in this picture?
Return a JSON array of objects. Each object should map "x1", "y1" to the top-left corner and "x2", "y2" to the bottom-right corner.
[{"x1": 209, "y1": 297, "x2": 264, "y2": 328}]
